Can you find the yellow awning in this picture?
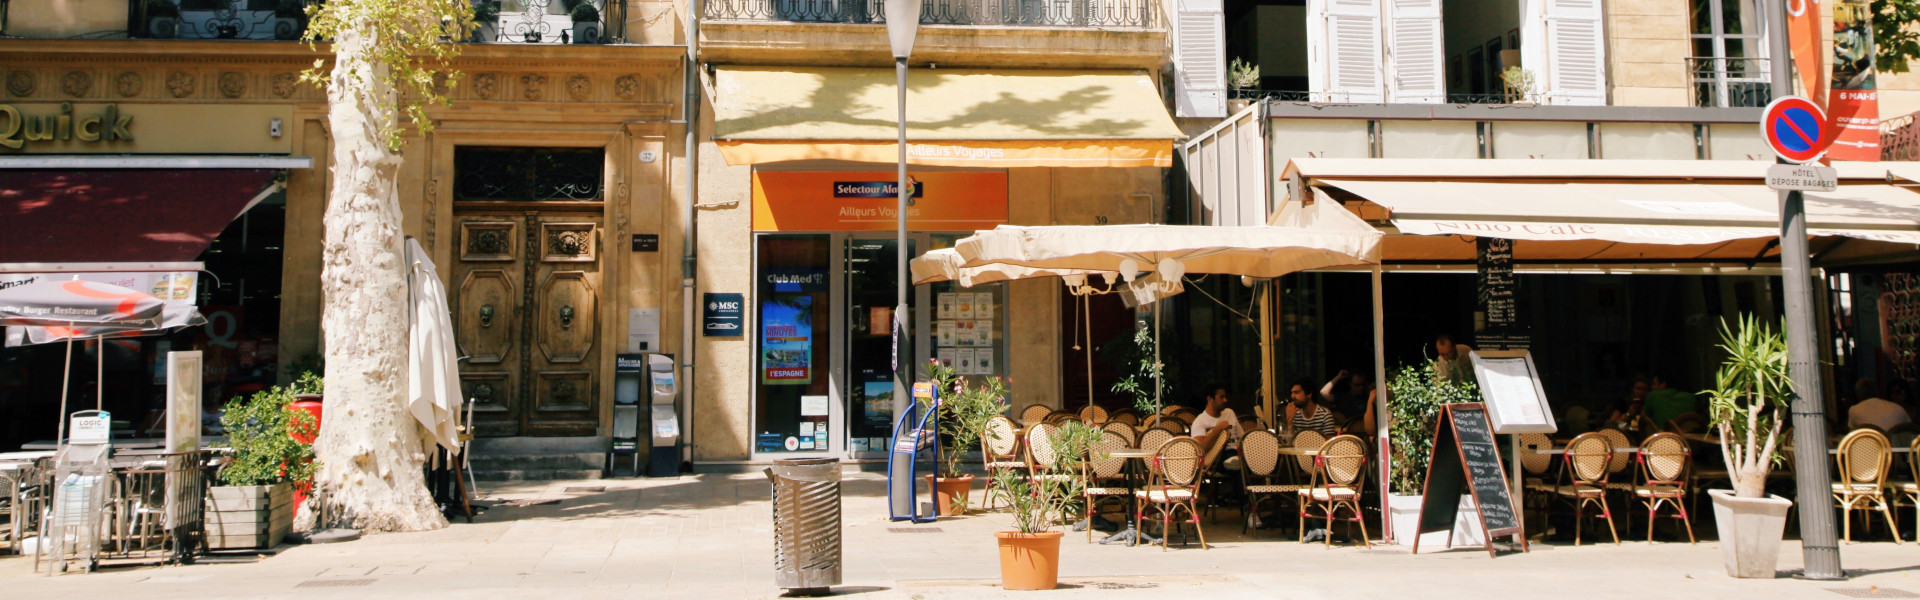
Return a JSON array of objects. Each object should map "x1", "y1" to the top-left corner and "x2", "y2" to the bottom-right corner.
[{"x1": 713, "y1": 66, "x2": 1183, "y2": 167}]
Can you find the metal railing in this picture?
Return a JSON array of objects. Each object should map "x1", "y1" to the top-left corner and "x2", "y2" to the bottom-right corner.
[
  {"x1": 1232, "y1": 89, "x2": 1310, "y2": 102},
  {"x1": 1884, "y1": 111, "x2": 1920, "y2": 161},
  {"x1": 472, "y1": 0, "x2": 625, "y2": 44},
  {"x1": 701, "y1": 0, "x2": 1156, "y2": 28},
  {"x1": 1689, "y1": 57, "x2": 1772, "y2": 108}
]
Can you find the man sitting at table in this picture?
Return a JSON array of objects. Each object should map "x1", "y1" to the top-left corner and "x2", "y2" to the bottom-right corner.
[
  {"x1": 1849, "y1": 377, "x2": 1912, "y2": 432},
  {"x1": 1192, "y1": 384, "x2": 1246, "y2": 506},
  {"x1": 1643, "y1": 373, "x2": 1699, "y2": 430}
]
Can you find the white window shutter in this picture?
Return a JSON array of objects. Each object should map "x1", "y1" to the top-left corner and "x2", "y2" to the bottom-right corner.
[
  {"x1": 1321, "y1": 0, "x2": 1384, "y2": 103},
  {"x1": 1386, "y1": 0, "x2": 1445, "y2": 103},
  {"x1": 1174, "y1": 0, "x2": 1227, "y2": 119},
  {"x1": 1543, "y1": 0, "x2": 1606, "y2": 105}
]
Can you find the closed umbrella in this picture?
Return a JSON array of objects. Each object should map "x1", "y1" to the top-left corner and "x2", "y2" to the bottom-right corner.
[
  {"x1": 407, "y1": 238, "x2": 463, "y2": 454},
  {"x1": 0, "y1": 279, "x2": 169, "y2": 444},
  {"x1": 7, "y1": 302, "x2": 204, "y2": 347}
]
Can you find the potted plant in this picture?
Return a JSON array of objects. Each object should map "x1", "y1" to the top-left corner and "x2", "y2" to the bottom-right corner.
[
  {"x1": 988, "y1": 421, "x2": 1098, "y2": 590},
  {"x1": 926, "y1": 359, "x2": 1010, "y2": 516},
  {"x1": 1385, "y1": 361, "x2": 1482, "y2": 548},
  {"x1": 1228, "y1": 58, "x2": 1261, "y2": 112},
  {"x1": 569, "y1": 1, "x2": 600, "y2": 44},
  {"x1": 1703, "y1": 315, "x2": 1794, "y2": 579},
  {"x1": 272, "y1": 0, "x2": 306, "y2": 40},
  {"x1": 208, "y1": 373, "x2": 321, "y2": 550},
  {"x1": 1499, "y1": 66, "x2": 1537, "y2": 105},
  {"x1": 470, "y1": 0, "x2": 500, "y2": 42},
  {"x1": 146, "y1": 0, "x2": 181, "y2": 39}
]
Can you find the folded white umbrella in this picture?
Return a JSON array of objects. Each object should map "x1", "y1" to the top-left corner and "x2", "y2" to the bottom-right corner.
[
  {"x1": 949, "y1": 220, "x2": 1380, "y2": 280},
  {"x1": 407, "y1": 239, "x2": 463, "y2": 454},
  {"x1": 910, "y1": 247, "x2": 1109, "y2": 287}
]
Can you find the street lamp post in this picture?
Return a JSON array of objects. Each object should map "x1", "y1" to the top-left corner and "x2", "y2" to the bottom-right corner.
[{"x1": 882, "y1": 0, "x2": 921, "y2": 515}]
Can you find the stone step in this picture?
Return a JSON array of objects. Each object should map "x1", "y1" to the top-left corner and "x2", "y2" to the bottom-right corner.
[
  {"x1": 468, "y1": 452, "x2": 606, "y2": 471},
  {"x1": 472, "y1": 469, "x2": 605, "y2": 482}
]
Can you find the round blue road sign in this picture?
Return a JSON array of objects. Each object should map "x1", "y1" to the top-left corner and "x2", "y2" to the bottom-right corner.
[{"x1": 1761, "y1": 96, "x2": 1830, "y2": 164}]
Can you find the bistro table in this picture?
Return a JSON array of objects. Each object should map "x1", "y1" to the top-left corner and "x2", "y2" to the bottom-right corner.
[{"x1": 1099, "y1": 448, "x2": 1161, "y2": 547}]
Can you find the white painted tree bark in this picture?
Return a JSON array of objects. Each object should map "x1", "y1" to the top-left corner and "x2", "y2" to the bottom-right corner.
[{"x1": 303, "y1": 24, "x2": 447, "y2": 533}]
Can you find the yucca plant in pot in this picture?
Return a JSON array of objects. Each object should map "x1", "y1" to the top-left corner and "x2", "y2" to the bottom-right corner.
[
  {"x1": 1703, "y1": 314, "x2": 1794, "y2": 578},
  {"x1": 925, "y1": 359, "x2": 1010, "y2": 516},
  {"x1": 1384, "y1": 362, "x2": 1481, "y2": 547},
  {"x1": 989, "y1": 420, "x2": 1098, "y2": 590}
]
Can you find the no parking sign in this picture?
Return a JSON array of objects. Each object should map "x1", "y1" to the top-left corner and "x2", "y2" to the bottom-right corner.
[{"x1": 1762, "y1": 96, "x2": 1832, "y2": 164}]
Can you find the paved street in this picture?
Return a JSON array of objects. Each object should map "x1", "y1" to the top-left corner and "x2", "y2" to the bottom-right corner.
[{"x1": 2, "y1": 472, "x2": 1917, "y2": 599}]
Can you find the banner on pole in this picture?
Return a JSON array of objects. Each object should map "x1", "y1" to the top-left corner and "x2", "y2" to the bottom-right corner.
[
  {"x1": 1826, "y1": 0, "x2": 1880, "y2": 161},
  {"x1": 1788, "y1": 0, "x2": 1826, "y2": 107}
]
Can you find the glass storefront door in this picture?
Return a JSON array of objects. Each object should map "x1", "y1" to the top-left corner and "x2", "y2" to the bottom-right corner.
[{"x1": 844, "y1": 235, "x2": 920, "y2": 456}]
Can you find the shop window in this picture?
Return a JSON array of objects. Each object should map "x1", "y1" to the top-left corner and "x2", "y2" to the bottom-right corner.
[
  {"x1": 754, "y1": 235, "x2": 832, "y2": 454},
  {"x1": 453, "y1": 147, "x2": 604, "y2": 202}
]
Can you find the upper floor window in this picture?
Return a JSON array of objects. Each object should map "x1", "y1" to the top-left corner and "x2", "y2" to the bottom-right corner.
[{"x1": 1689, "y1": 0, "x2": 1771, "y2": 107}]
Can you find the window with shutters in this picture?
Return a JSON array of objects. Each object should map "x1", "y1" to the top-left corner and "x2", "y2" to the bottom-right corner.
[
  {"x1": 1176, "y1": 0, "x2": 1230, "y2": 118},
  {"x1": 1688, "y1": 0, "x2": 1772, "y2": 107},
  {"x1": 1537, "y1": 0, "x2": 1607, "y2": 105}
]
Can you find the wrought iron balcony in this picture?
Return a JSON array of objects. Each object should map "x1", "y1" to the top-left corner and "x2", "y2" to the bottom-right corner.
[
  {"x1": 133, "y1": 0, "x2": 316, "y2": 40},
  {"x1": 470, "y1": 0, "x2": 626, "y2": 44},
  {"x1": 1689, "y1": 57, "x2": 1772, "y2": 108},
  {"x1": 701, "y1": 0, "x2": 1156, "y2": 29},
  {"x1": 1885, "y1": 111, "x2": 1920, "y2": 161}
]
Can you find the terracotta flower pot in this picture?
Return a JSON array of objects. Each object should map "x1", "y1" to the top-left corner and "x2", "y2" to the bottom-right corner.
[
  {"x1": 995, "y1": 531, "x2": 1064, "y2": 590},
  {"x1": 925, "y1": 474, "x2": 974, "y2": 516}
]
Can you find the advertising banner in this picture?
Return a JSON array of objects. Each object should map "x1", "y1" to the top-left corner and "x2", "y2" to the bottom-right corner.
[
  {"x1": 760, "y1": 296, "x2": 814, "y2": 385},
  {"x1": 752, "y1": 171, "x2": 1010, "y2": 232},
  {"x1": 1827, "y1": 0, "x2": 1880, "y2": 161},
  {"x1": 1788, "y1": 0, "x2": 1827, "y2": 107}
]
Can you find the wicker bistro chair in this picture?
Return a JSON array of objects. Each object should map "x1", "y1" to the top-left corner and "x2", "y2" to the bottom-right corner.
[
  {"x1": 1101, "y1": 421, "x2": 1137, "y2": 448},
  {"x1": 1083, "y1": 430, "x2": 1133, "y2": 542},
  {"x1": 1519, "y1": 433, "x2": 1558, "y2": 532},
  {"x1": 1079, "y1": 405, "x2": 1109, "y2": 425},
  {"x1": 1019, "y1": 404, "x2": 1053, "y2": 427},
  {"x1": 1554, "y1": 432, "x2": 1621, "y2": 545},
  {"x1": 1197, "y1": 432, "x2": 1233, "y2": 522},
  {"x1": 981, "y1": 415, "x2": 1027, "y2": 510},
  {"x1": 1158, "y1": 419, "x2": 1188, "y2": 435},
  {"x1": 1900, "y1": 437, "x2": 1920, "y2": 529},
  {"x1": 1288, "y1": 430, "x2": 1327, "y2": 478},
  {"x1": 1110, "y1": 409, "x2": 1140, "y2": 427},
  {"x1": 1171, "y1": 408, "x2": 1199, "y2": 426},
  {"x1": 1137, "y1": 437, "x2": 1208, "y2": 550},
  {"x1": 1045, "y1": 411, "x2": 1079, "y2": 427},
  {"x1": 1834, "y1": 428, "x2": 1903, "y2": 543},
  {"x1": 1238, "y1": 415, "x2": 1264, "y2": 435},
  {"x1": 1025, "y1": 423, "x2": 1074, "y2": 482},
  {"x1": 1633, "y1": 432, "x2": 1696, "y2": 543},
  {"x1": 1138, "y1": 428, "x2": 1177, "y2": 456},
  {"x1": 1239, "y1": 430, "x2": 1305, "y2": 534},
  {"x1": 1297, "y1": 434, "x2": 1371, "y2": 548}
]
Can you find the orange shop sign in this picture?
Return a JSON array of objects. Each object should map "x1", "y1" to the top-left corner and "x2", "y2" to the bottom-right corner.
[{"x1": 752, "y1": 171, "x2": 1009, "y2": 232}]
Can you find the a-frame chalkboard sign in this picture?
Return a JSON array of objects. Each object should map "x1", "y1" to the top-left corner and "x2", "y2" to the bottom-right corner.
[{"x1": 1412, "y1": 403, "x2": 1528, "y2": 557}]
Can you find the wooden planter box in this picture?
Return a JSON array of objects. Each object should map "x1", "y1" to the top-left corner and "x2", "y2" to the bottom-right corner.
[{"x1": 205, "y1": 482, "x2": 293, "y2": 550}]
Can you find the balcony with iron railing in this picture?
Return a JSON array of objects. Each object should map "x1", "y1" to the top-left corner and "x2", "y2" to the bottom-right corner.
[
  {"x1": 697, "y1": 0, "x2": 1165, "y2": 69},
  {"x1": 0, "y1": 0, "x2": 626, "y2": 43},
  {"x1": 1689, "y1": 56, "x2": 1772, "y2": 108},
  {"x1": 1885, "y1": 111, "x2": 1920, "y2": 161}
]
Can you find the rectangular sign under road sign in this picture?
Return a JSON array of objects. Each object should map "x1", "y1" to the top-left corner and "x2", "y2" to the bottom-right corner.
[{"x1": 1766, "y1": 164, "x2": 1838, "y2": 192}]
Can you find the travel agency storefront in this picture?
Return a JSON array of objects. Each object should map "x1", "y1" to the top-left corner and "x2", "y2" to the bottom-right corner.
[{"x1": 691, "y1": 66, "x2": 1183, "y2": 465}]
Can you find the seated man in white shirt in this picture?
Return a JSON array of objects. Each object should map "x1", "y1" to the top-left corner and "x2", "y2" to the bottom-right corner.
[
  {"x1": 1849, "y1": 377, "x2": 1913, "y2": 432},
  {"x1": 1191, "y1": 385, "x2": 1245, "y2": 454}
]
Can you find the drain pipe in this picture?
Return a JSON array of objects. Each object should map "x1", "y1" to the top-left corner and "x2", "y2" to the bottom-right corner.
[{"x1": 680, "y1": 0, "x2": 700, "y2": 470}]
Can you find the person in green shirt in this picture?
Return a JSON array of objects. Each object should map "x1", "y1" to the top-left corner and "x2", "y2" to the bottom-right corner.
[{"x1": 1643, "y1": 374, "x2": 1699, "y2": 429}]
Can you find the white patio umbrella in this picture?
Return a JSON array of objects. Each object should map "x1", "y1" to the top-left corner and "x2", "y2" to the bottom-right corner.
[
  {"x1": 406, "y1": 238, "x2": 463, "y2": 455},
  {"x1": 917, "y1": 202, "x2": 1383, "y2": 416}
]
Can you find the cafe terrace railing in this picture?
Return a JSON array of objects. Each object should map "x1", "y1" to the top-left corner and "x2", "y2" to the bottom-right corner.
[{"x1": 701, "y1": 0, "x2": 1156, "y2": 29}]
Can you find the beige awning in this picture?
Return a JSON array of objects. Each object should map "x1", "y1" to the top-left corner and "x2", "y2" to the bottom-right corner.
[
  {"x1": 1281, "y1": 158, "x2": 1920, "y2": 267},
  {"x1": 712, "y1": 66, "x2": 1184, "y2": 167}
]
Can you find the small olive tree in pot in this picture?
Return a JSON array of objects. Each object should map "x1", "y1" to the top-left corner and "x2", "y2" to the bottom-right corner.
[
  {"x1": 1385, "y1": 362, "x2": 1480, "y2": 547},
  {"x1": 926, "y1": 359, "x2": 1010, "y2": 516},
  {"x1": 1703, "y1": 315, "x2": 1794, "y2": 578},
  {"x1": 210, "y1": 373, "x2": 321, "y2": 549},
  {"x1": 988, "y1": 420, "x2": 1097, "y2": 590}
]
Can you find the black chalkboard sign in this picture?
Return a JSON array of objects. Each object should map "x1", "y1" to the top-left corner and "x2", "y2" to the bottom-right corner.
[{"x1": 1412, "y1": 403, "x2": 1527, "y2": 557}]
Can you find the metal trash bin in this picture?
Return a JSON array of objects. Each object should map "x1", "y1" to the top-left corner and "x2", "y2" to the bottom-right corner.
[{"x1": 764, "y1": 458, "x2": 842, "y2": 595}]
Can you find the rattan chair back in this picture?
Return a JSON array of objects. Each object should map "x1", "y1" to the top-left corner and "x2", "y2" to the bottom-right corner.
[
  {"x1": 1110, "y1": 410, "x2": 1140, "y2": 426},
  {"x1": 1566, "y1": 432, "x2": 1613, "y2": 484},
  {"x1": 1026, "y1": 423, "x2": 1062, "y2": 471},
  {"x1": 1638, "y1": 432, "x2": 1690, "y2": 484},
  {"x1": 1291, "y1": 430, "x2": 1326, "y2": 472},
  {"x1": 1201, "y1": 430, "x2": 1229, "y2": 472},
  {"x1": 1158, "y1": 419, "x2": 1188, "y2": 435},
  {"x1": 1090, "y1": 430, "x2": 1129, "y2": 479},
  {"x1": 1241, "y1": 430, "x2": 1282, "y2": 478},
  {"x1": 1101, "y1": 421, "x2": 1136, "y2": 447},
  {"x1": 1157, "y1": 437, "x2": 1203, "y2": 488},
  {"x1": 1599, "y1": 428, "x2": 1632, "y2": 473},
  {"x1": 1138, "y1": 428, "x2": 1176, "y2": 454},
  {"x1": 1079, "y1": 404, "x2": 1109, "y2": 425},
  {"x1": 1020, "y1": 404, "x2": 1052, "y2": 426},
  {"x1": 1838, "y1": 428, "x2": 1893, "y2": 487},
  {"x1": 1519, "y1": 433, "x2": 1554, "y2": 474},
  {"x1": 1171, "y1": 408, "x2": 1199, "y2": 426},
  {"x1": 1319, "y1": 435, "x2": 1368, "y2": 487},
  {"x1": 984, "y1": 415, "x2": 1020, "y2": 459}
]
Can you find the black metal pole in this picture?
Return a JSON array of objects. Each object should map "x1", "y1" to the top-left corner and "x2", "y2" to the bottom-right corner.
[{"x1": 1766, "y1": 0, "x2": 1841, "y2": 578}]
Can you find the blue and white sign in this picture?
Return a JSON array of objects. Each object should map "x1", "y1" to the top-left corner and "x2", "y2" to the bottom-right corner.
[{"x1": 702, "y1": 293, "x2": 744, "y2": 337}]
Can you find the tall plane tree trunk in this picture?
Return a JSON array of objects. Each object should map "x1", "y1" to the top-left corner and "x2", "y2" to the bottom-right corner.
[{"x1": 304, "y1": 24, "x2": 447, "y2": 532}]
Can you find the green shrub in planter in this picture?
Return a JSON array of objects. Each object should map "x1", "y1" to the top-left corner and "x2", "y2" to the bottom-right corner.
[
  {"x1": 1386, "y1": 362, "x2": 1480, "y2": 495},
  {"x1": 209, "y1": 373, "x2": 321, "y2": 549}
]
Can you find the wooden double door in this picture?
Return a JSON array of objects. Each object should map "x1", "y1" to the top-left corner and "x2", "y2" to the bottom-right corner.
[{"x1": 451, "y1": 211, "x2": 603, "y2": 437}]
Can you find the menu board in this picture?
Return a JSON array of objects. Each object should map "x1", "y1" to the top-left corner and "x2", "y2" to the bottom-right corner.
[
  {"x1": 1413, "y1": 403, "x2": 1526, "y2": 557},
  {"x1": 1475, "y1": 237, "x2": 1526, "y2": 350},
  {"x1": 1467, "y1": 350, "x2": 1557, "y2": 434}
]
